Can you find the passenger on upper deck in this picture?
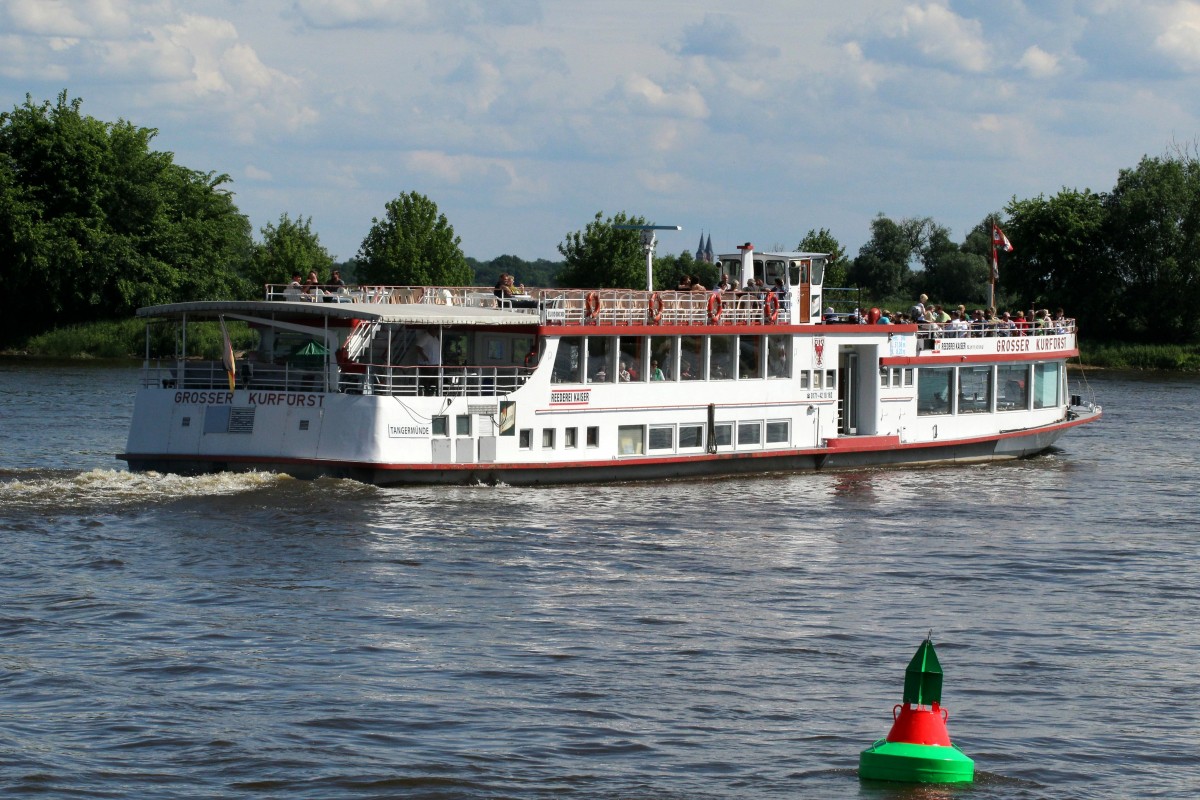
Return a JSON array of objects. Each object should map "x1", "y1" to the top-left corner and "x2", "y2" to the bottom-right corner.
[
  {"x1": 716, "y1": 274, "x2": 731, "y2": 292},
  {"x1": 877, "y1": 309, "x2": 891, "y2": 324},
  {"x1": 676, "y1": 275, "x2": 692, "y2": 291},
  {"x1": 649, "y1": 360, "x2": 665, "y2": 380},
  {"x1": 302, "y1": 269, "x2": 322, "y2": 300},
  {"x1": 910, "y1": 293, "x2": 928, "y2": 321},
  {"x1": 690, "y1": 275, "x2": 707, "y2": 292}
]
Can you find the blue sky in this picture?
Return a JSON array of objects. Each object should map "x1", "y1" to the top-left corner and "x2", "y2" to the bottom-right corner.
[{"x1": 3, "y1": 0, "x2": 1199, "y2": 264}]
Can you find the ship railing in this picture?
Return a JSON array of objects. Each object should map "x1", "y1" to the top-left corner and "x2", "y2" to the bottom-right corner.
[
  {"x1": 914, "y1": 319, "x2": 1078, "y2": 344},
  {"x1": 345, "y1": 364, "x2": 530, "y2": 397},
  {"x1": 143, "y1": 360, "x2": 328, "y2": 392}
]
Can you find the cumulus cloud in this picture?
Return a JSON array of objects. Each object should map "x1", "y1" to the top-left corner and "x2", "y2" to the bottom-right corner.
[
  {"x1": 3, "y1": 0, "x2": 134, "y2": 38},
  {"x1": 1017, "y1": 45, "x2": 1060, "y2": 78},
  {"x1": 1154, "y1": 1, "x2": 1200, "y2": 71},
  {"x1": 619, "y1": 74, "x2": 708, "y2": 119},
  {"x1": 897, "y1": 3, "x2": 989, "y2": 73}
]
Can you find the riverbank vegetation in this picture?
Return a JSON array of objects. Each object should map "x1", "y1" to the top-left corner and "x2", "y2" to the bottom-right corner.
[{"x1": 4, "y1": 92, "x2": 1200, "y2": 369}]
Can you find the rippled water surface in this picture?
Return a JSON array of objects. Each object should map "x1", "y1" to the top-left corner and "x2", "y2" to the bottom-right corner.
[{"x1": 1, "y1": 359, "x2": 1196, "y2": 798}]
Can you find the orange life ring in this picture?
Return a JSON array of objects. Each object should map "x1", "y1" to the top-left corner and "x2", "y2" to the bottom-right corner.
[
  {"x1": 648, "y1": 292, "x2": 664, "y2": 324},
  {"x1": 707, "y1": 293, "x2": 722, "y2": 324},
  {"x1": 585, "y1": 291, "x2": 601, "y2": 320},
  {"x1": 764, "y1": 292, "x2": 779, "y2": 323}
]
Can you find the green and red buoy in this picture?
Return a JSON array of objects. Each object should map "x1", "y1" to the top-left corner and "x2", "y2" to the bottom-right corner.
[{"x1": 858, "y1": 636, "x2": 975, "y2": 784}]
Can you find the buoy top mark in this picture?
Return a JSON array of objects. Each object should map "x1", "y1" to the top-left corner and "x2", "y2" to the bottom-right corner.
[{"x1": 903, "y1": 637, "x2": 943, "y2": 706}]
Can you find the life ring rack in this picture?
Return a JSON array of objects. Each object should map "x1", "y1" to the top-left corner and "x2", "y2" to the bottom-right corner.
[
  {"x1": 707, "y1": 293, "x2": 722, "y2": 324},
  {"x1": 584, "y1": 291, "x2": 601, "y2": 322},
  {"x1": 764, "y1": 292, "x2": 780, "y2": 323},
  {"x1": 648, "y1": 292, "x2": 664, "y2": 324}
]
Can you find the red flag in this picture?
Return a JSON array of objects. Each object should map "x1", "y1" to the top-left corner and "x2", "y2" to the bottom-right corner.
[
  {"x1": 992, "y1": 224, "x2": 1013, "y2": 252},
  {"x1": 219, "y1": 316, "x2": 236, "y2": 391}
]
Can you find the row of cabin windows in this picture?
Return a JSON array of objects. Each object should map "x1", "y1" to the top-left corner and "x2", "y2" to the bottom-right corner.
[
  {"x1": 551, "y1": 334, "x2": 792, "y2": 384},
  {"x1": 916, "y1": 362, "x2": 1062, "y2": 416},
  {"x1": 517, "y1": 420, "x2": 792, "y2": 453}
]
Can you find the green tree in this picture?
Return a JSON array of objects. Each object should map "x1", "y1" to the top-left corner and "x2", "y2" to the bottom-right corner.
[
  {"x1": 248, "y1": 213, "x2": 336, "y2": 291},
  {"x1": 0, "y1": 92, "x2": 253, "y2": 345},
  {"x1": 1104, "y1": 155, "x2": 1200, "y2": 341},
  {"x1": 849, "y1": 214, "x2": 913, "y2": 298},
  {"x1": 918, "y1": 222, "x2": 989, "y2": 304},
  {"x1": 1004, "y1": 189, "x2": 1111, "y2": 334},
  {"x1": 356, "y1": 191, "x2": 470, "y2": 286},
  {"x1": 797, "y1": 228, "x2": 847, "y2": 286},
  {"x1": 557, "y1": 211, "x2": 648, "y2": 288}
]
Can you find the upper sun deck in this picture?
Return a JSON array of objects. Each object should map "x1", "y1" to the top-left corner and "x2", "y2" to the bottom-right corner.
[{"x1": 261, "y1": 284, "x2": 819, "y2": 327}]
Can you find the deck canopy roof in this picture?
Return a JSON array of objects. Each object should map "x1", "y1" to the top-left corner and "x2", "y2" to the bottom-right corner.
[{"x1": 137, "y1": 300, "x2": 538, "y2": 327}]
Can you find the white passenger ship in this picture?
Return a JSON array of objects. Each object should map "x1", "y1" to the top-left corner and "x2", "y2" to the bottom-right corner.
[{"x1": 120, "y1": 243, "x2": 1101, "y2": 485}]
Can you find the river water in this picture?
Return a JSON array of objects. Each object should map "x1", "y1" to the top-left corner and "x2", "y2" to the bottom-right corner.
[{"x1": 0, "y1": 359, "x2": 1196, "y2": 799}]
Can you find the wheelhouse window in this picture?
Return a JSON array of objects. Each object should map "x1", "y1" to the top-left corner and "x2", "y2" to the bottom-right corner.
[
  {"x1": 551, "y1": 337, "x2": 582, "y2": 384},
  {"x1": 918, "y1": 368, "x2": 953, "y2": 416}
]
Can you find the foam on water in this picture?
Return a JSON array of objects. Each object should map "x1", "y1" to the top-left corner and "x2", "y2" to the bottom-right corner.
[{"x1": 0, "y1": 467, "x2": 294, "y2": 509}]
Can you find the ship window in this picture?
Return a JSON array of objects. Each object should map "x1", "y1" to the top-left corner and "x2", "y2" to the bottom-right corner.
[
  {"x1": 737, "y1": 421, "x2": 762, "y2": 446},
  {"x1": 617, "y1": 425, "x2": 644, "y2": 455},
  {"x1": 739, "y1": 336, "x2": 762, "y2": 379},
  {"x1": 619, "y1": 336, "x2": 644, "y2": 381},
  {"x1": 542, "y1": 428, "x2": 555, "y2": 448},
  {"x1": 680, "y1": 335, "x2": 704, "y2": 380},
  {"x1": 587, "y1": 336, "x2": 615, "y2": 383},
  {"x1": 586, "y1": 426, "x2": 599, "y2": 447},
  {"x1": 679, "y1": 425, "x2": 704, "y2": 449},
  {"x1": 713, "y1": 423, "x2": 733, "y2": 447},
  {"x1": 800, "y1": 370, "x2": 810, "y2": 389},
  {"x1": 918, "y1": 368, "x2": 953, "y2": 416},
  {"x1": 903, "y1": 368, "x2": 914, "y2": 387},
  {"x1": 565, "y1": 427, "x2": 578, "y2": 448},
  {"x1": 456, "y1": 415, "x2": 471, "y2": 435},
  {"x1": 1034, "y1": 362, "x2": 1061, "y2": 409},
  {"x1": 957, "y1": 366, "x2": 992, "y2": 414},
  {"x1": 519, "y1": 429, "x2": 532, "y2": 449},
  {"x1": 997, "y1": 364, "x2": 1029, "y2": 411},
  {"x1": 767, "y1": 335, "x2": 790, "y2": 378},
  {"x1": 879, "y1": 366, "x2": 890, "y2": 388},
  {"x1": 766, "y1": 420, "x2": 789, "y2": 444},
  {"x1": 650, "y1": 335, "x2": 677, "y2": 381},
  {"x1": 552, "y1": 337, "x2": 582, "y2": 383},
  {"x1": 825, "y1": 370, "x2": 836, "y2": 389},
  {"x1": 648, "y1": 426, "x2": 674, "y2": 451},
  {"x1": 710, "y1": 336, "x2": 736, "y2": 380},
  {"x1": 433, "y1": 415, "x2": 449, "y2": 436}
]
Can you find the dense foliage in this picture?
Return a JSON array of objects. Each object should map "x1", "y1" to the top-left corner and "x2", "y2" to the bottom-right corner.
[
  {"x1": 247, "y1": 213, "x2": 336, "y2": 291},
  {"x1": 556, "y1": 211, "x2": 649, "y2": 288},
  {"x1": 355, "y1": 191, "x2": 471, "y2": 287},
  {"x1": 0, "y1": 92, "x2": 255, "y2": 346}
]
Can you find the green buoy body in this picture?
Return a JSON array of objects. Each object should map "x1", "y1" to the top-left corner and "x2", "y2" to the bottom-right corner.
[{"x1": 859, "y1": 739, "x2": 975, "y2": 783}]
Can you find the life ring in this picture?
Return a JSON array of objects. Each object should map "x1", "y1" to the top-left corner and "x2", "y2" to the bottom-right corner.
[
  {"x1": 707, "y1": 293, "x2": 722, "y2": 324},
  {"x1": 763, "y1": 292, "x2": 779, "y2": 323},
  {"x1": 585, "y1": 291, "x2": 601, "y2": 321},
  {"x1": 648, "y1": 292, "x2": 664, "y2": 324}
]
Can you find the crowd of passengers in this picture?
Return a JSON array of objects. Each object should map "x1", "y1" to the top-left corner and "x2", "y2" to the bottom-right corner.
[{"x1": 828, "y1": 294, "x2": 1072, "y2": 337}]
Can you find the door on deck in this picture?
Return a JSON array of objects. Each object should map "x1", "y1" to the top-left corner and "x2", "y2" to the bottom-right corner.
[{"x1": 838, "y1": 350, "x2": 859, "y2": 435}]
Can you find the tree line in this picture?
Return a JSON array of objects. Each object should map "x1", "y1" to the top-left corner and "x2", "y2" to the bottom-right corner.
[{"x1": 2, "y1": 92, "x2": 1197, "y2": 348}]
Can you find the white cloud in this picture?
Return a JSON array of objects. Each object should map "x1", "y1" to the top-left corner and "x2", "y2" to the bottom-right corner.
[
  {"x1": 1017, "y1": 45, "x2": 1060, "y2": 78},
  {"x1": 244, "y1": 164, "x2": 273, "y2": 181},
  {"x1": 289, "y1": 0, "x2": 427, "y2": 29},
  {"x1": 897, "y1": 3, "x2": 990, "y2": 73},
  {"x1": 619, "y1": 74, "x2": 708, "y2": 119},
  {"x1": 1154, "y1": 1, "x2": 1200, "y2": 70},
  {"x1": 4, "y1": 0, "x2": 133, "y2": 38}
]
